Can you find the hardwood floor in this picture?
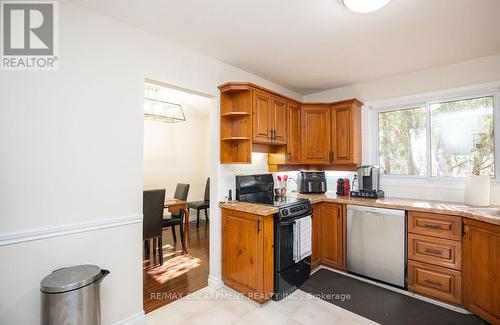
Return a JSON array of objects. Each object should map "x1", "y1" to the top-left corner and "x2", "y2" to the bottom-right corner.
[{"x1": 143, "y1": 217, "x2": 209, "y2": 313}]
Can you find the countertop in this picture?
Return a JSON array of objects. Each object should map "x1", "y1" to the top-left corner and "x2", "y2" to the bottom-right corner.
[{"x1": 219, "y1": 191, "x2": 500, "y2": 225}]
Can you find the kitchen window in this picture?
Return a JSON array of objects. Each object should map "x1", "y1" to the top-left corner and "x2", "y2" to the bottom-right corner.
[{"x1": 376, "y1": 94, "x2": 498, "y2": 179}]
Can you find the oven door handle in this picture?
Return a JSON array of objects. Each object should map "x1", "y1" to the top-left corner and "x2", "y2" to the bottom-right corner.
[{"x1": 279, "y1": 214, "x2": 312, "y2": 226}]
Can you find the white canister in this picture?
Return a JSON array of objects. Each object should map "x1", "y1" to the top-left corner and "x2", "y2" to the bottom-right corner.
[{"x1": 464, "y1": 175, "x2": 490, "y2": 207}]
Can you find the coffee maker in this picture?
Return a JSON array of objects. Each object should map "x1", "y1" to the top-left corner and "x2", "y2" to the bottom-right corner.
[{"x1": 350, "y1": 165, "x2": 384, "y2": 199}]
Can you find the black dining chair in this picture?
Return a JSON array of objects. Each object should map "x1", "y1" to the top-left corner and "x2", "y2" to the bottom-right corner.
[
  {"x1": 143, "y1": 189, "x2": 165, "y2": 265},
  {"x1": 163, "y1": 183, "x2": 190, "y2": 242},
  {"x1": 188, "y1": 177, "x2": 210, "y2": 227},
  {"x1": 163, "y1": 208, "x2": 187, "y2": 253}
]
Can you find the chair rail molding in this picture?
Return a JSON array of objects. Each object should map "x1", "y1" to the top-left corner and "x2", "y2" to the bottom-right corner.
[{"x1": 0, "y1": 214, "x2": 143, "y2": 247}]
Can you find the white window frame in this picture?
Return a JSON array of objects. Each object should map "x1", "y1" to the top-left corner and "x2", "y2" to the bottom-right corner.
[{"x1": 363, "y1": 81, "x2": 500, "y2": 184}]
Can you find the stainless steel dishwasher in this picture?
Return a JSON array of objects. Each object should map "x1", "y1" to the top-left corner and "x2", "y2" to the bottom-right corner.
[{"x1": 347, "y1": 205, "x2": 406, "y2": 288}]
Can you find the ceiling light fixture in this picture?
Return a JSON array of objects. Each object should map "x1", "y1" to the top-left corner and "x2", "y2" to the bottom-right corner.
[
  {"x1": 144, "y1": 86, "x2": 186, "y2": 123},
  {"x1": 342, "y1": 0, "x2": 391, "y2": 13}
]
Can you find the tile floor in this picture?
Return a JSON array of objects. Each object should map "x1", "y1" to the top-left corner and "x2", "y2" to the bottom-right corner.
[{"x1": 146, "y1": 286, "x2": 378, "y2": 325}]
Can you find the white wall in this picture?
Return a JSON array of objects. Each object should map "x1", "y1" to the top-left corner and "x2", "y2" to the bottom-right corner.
[
  {"x1": 143, "y1": 115, "x2": 211, "y2": 204},
  {"x1": 304, "y1": 54, "x2": 500, "y2": 103},
  {"x1": 304, "y1": 54, "x2": 500, "y2": 204},
  {"x1": 0, "y1": 1, "x2": 301, "y2": 324}
]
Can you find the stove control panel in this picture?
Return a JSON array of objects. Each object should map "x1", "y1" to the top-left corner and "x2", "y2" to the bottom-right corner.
[{"x1": 279, "y1": 203, "x2": 312, "y2": 219}]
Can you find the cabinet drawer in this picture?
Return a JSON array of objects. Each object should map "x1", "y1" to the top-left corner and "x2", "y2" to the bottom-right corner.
[
  {"x1": 408, "y1": 260, "x2": 462, "y2": 305},
  {"x1": 408, "y1": 233, "x2": 462, "y2": 270},
  {"x1": 408, "y1": 211, "x2": 462, "y2": 240}
]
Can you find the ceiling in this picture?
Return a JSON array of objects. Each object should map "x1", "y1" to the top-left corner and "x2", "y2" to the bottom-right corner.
[
  {"x1": 146, "y1": 82, "x2": 211, "y2": 118},
  {"x1": 76, "y1": 0, "x2": 500, "y2": 95}
]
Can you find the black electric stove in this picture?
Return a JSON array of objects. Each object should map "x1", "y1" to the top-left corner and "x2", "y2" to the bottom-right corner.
[
  {"x1": 235, "y1": 174, "x2": 312, "y2": 300},
  {"x1": 247, "y1": 195, "x2": 309, "y2": 208}
]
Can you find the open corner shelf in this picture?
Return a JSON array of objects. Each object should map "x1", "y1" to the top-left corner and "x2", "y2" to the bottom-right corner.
[
  {"x1": 221, "y1": 112, "x2": 251, "y2": 117},
  {"x1": 220, "y1": 86, "x2": 253, "y2": 164}
]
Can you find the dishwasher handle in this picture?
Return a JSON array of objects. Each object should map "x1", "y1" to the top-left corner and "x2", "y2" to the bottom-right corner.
[{"x1": 347, "y1": 204, "x2": 405, "y2": 217}]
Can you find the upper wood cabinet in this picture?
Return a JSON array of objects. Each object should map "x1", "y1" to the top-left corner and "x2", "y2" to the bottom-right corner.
[
  {"x1": 321, "y1": 203, "x2": 345, "y2": 269},
  {"x1": 286, "y1": 102, "x2": 301, "y2": 164},
  {"x1": 253, "y1": 90, "x2": 272, "y2": 143},
  {"x1": 221, "y1": 208, "x2": 274, "y2": 303},
  {"x1": 331, "y1": 100, "x2": 362, "y2": 165},
  {"x1": 463, "y1": 219, "x2": 500, "y2": 324},
  {"x1": 271, "y1": 96, "x2": 287, "y2": 144},
  {"x1": 219, "y1": 82, "x2": 363, "y2": 167},
  {"x1": 301, "y1": 104, "x2": 331, "y2": 164},
  {"x1": 300, "y1": 100, "x2": 362, "y2": 167},
  {"x1": 252, "y1": 91, "x2": 288, "y2": 145},
  {"x1": 219, "y1": 86, "x2": 253, "y2": 164}
]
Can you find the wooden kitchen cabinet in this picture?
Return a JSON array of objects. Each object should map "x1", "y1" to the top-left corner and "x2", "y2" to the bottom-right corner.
[
  {"x1": 408, "y1": 211, "x2": 462, "y2": 241},
  {"x1": 320, "y1": 203, "x2": 345, "y2": 270},
  {"x1": 301, "y1": 100, "x2": 361, "y2": 166},
  {"x1": 408, "y1": 260, "x2": 462, "y2": 305},
  {"x1": 252, "y1": 90, "x2": 273, "y2": 144},
  {"x1": 286, "y1": 102, "x2": 301, "y2": 164},
  {"x1": 271, "y1": 96, "x2": 287, "y2": 144},
  {"x1": 331, "y1": 100, "x2": 362, "y2": 165},
  {"x1": 311, "y1": 203, "x2": 322, "y2": 268},
  {"x1": 408, "y1": 233, "x2": 462, "y2": 270},
  {"x1": 221, "y1": 208, "x2": 274, "y2": 303},
  {"x1": 407, "y1": 211, "x2": 463, "y2": 305},
  {"x1": 301, "y1": 104, "x2": 331, "y2": 164},
  {"x1": 463, "y1": 219, "x2": 500, "y2": 324},
  {"x1": 219, "y1": 82, "x2": 363, "y2": 167},
  {"x1": 252, "y1": 90, "x2": 288, "y2": 145},
  {"x1": 219, "y1": 86, "x2": 253, "y2": 163}
]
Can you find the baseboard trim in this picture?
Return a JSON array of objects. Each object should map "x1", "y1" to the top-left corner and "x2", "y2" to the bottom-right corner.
[
  {"x1": 112, "y1": 311, "x2": 145, "y2": 325},
  {"x1": 0, "y1": 214, "x2": 142, "y2": 247},
  {"x1": 207, "y1": 275, "x2": 224, "y2": 289}
]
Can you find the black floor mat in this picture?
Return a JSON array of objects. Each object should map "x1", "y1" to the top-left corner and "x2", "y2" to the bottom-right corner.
[{"x1": 300, "y1": 269, "x2": 488, "y2": 325}]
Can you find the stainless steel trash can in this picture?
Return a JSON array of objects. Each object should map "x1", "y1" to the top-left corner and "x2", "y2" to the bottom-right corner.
[{"x1": 40, "y1": 265, "x2": 109, "y2": 325}]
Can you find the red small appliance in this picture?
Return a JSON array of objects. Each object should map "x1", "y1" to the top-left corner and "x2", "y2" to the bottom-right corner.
[{"x1": 336, "y1": 178, "x2": 350, "y2": 196}]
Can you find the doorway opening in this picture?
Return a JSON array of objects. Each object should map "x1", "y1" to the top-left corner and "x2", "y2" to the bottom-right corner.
[{"x1": 142, "y1": 79, "x2": 212, "y2": 313}]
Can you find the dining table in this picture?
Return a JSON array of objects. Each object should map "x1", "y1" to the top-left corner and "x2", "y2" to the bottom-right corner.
[{"x1": 164, "y1": 198, "x2": 190, "y2": 253}]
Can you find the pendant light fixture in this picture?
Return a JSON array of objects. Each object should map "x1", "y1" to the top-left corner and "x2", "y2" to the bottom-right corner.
[
  {"x1": 342, "y1": 0, "x2": 391, "y2": 13},
  {"x1": 144, "y1": 86, "x2": 186, "y2": 123}
]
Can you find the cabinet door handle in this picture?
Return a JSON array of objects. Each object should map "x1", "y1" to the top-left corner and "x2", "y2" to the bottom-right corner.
[
  {"x1": 256, "y1": 220, "x2": 261, "y2": 233},
  {"x1": 287, "y1": 152, "x2": 291, "y2": 160},
  {"x1": 328, "y1": 152, "x2": 333, "y2": 163},
  {"x1": 424, "y1": 223, "x2": 441, "y2": 229},
  {"x1": 424, "y1": 248, "x2": 442, "y2": 255},
  {"x1": 424, "y1": 279, "x2": 442, "y2": 287}
]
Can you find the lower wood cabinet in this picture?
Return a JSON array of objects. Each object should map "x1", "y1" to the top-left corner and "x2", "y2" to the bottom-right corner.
[
  {"x1": 408, "y1": 211, "x2": 462, "y2": 241},
  {"x1": 311, "y1": 203, "x2": 322, "y2": 268},
  {"x1": 221, "y1": 208, "x2": 274, "y2": 303},
  {"x1": 463, "y1": 219, "x2": 500, "y2": 324},
  {"x1": 408, "y1": 233, "x2": 462, "y2": 270},
  {"x1": 320, "y1": 203, "x2": 345, "y2": 270},
  {"x1": 408, "y1": 260, "x2": 462, "y2": 305}
]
